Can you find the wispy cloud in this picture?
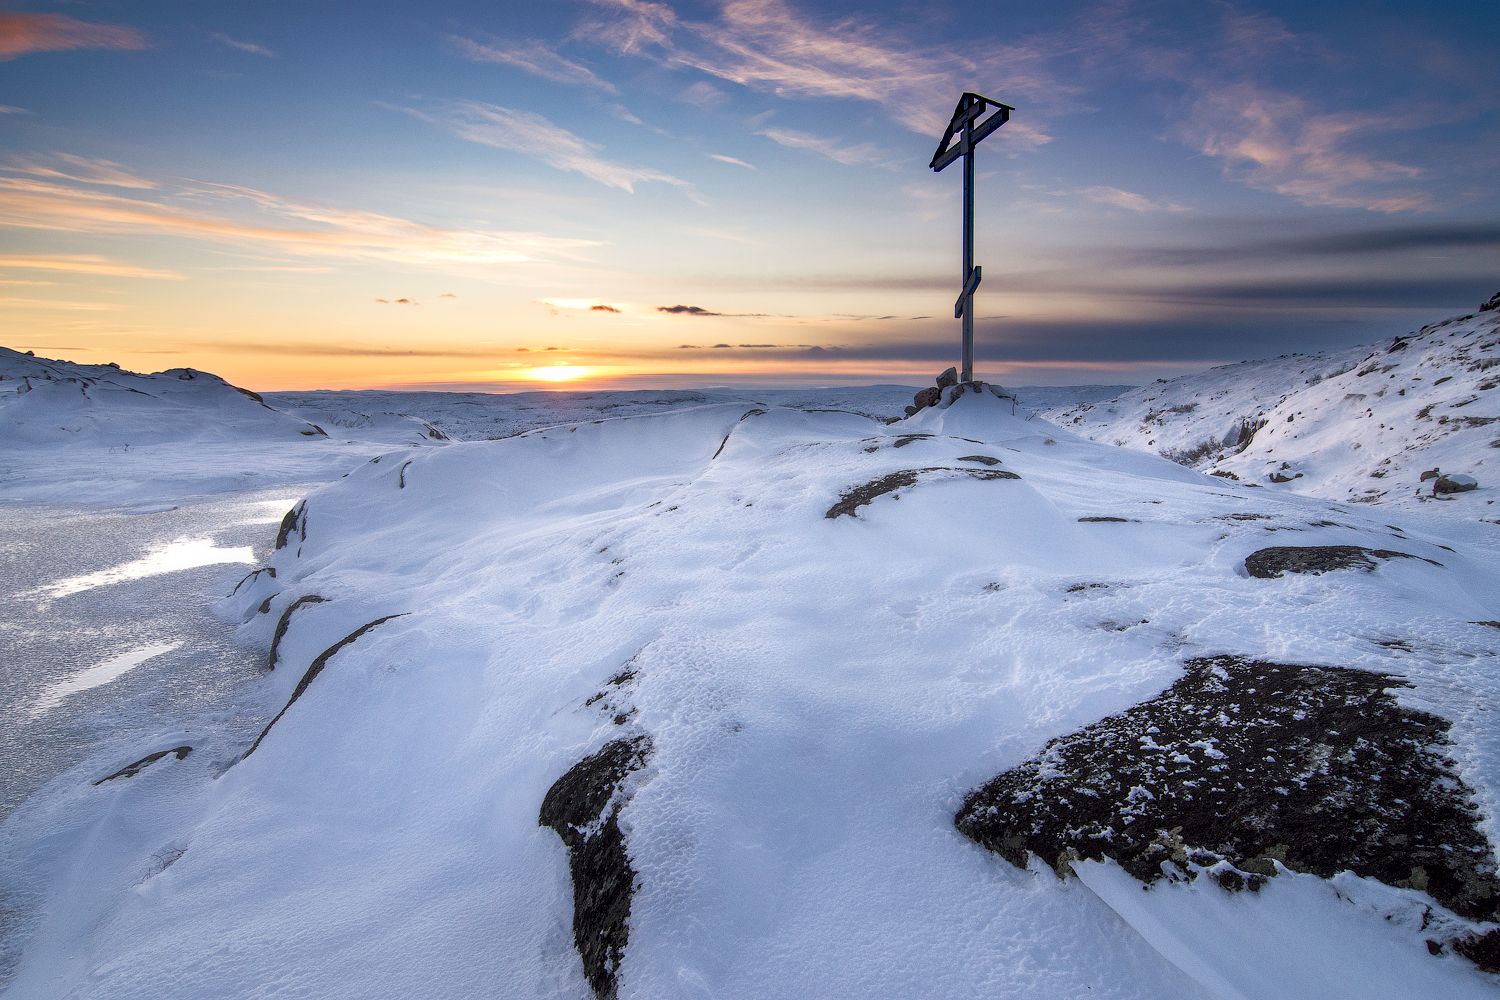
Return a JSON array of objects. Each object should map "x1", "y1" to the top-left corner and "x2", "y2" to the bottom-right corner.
[
  {"x1": 658, "y1": 303, "x2": 769, "y2": 317},
  {"x1": 0, "y1": 295, "x2": 122, "y2": 311},
  {"x1": 0, "y1": 104, "x2": 29, "y2": 115},
  {"x1": 1181, "y1": 82, "x2": 1431, "y2": 213},
  {"x1": 581, "y1": 0, "x2": 1064, "y2": 148},
  {"x1": 0, "y1": 254, "x2": 184, "y2": 280},
  {"x1": 451, "y1": 36, "x2": 616, "y2": 93},
  {"x1": 0, "y1": 171, "x2": 600, "y2": 267},
  {"x1": 708, "y1": 153, "x2": 755, "y2": 170},
  {"x1": 211, "y1": 32, "x2": 275, "y2": 58},
  {"x1": 0, "y1": 12, "x2": 148, "y2": 60},
  {"x1": 757, "y1": 127, "x2": 893, "y2": 168},
  {"x1": 1079, "y1": 185, "x2": 1188, "y2": 214},
  {"x1": 8, "y1": 153, "x2": 157, "y2": 190},
  {"x1": 405, "y1": 100, "x2": 692, "y2": 195}
]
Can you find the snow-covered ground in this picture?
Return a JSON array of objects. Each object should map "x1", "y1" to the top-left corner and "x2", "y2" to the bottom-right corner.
[
  {"x1": 2, "y1": 380, "x2": 1497, "y2": 999},
  {"x1": 1044, "y1": 299, "x2": 1500, "y2": 514},
  {"x1": 3, "y1": 344, "x2": 1499, "y2": 999}
]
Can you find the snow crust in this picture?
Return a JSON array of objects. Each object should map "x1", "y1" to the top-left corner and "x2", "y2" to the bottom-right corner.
[{"x1": 5, "y1": 391, "x2": 1498, "y2": 999}]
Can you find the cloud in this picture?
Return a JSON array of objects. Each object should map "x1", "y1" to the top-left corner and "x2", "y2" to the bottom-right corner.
[
  {"x1": 0, "y1": 253, "x2": 183, "y2": 279},
  {"x1": 580, "y1": 0, "x2": 1063, "y2": 148},
  {"x1": 1181, "y1": 81, "x2": 1431, "y2": 212},
  {"x1": 452, "y1": 36, "x2": 617, "y2": 93},
  {"x1": 659, "y1": 304, "x2": 719, "y2": 315},
  {"x1": 0, "y1": 104, "x2": 29, "y2": 115},
  {"x1": 405, "y1": 101, "x2": 692, "y2": 195},
  {"x1": 375, "y1": 296, "x2": 418, "y2": 305},
  {"x1": 0, "y1": 295, "x2": 121, "y2": 311},
  {"x1": 211, "y1": 32, "x2": 274, "y2": 58},
  {"x1": 197, "y1": 341, "x2": 504, "y2": 358},
  {"x1": 757, "y1": 128, "x2": 893, "y2": 168},
  {"x1": 1079, "y1": 185, "x2": 1187, "y2": 214},
  {"x1": 440, "y1": 291, "x2": 458, "y2": 298},
  {"x1": 708, "y1": 153, "x2": 755, "y2": 170},
  {"x1": 0, "y1": 171, "x2": 600, "y2": 267},
  {"x1": 590, "y1": 303, "x2": 621, "y2": 312},
  {"x1": 8, "y1": 153, "x2": 157, "y2": 189},
  {"x1": 679, "y1": 80, "x2": 727, "y2": 107},
  {"x1": 0, "y1": 12, "x2": 148, "y2": 60}
]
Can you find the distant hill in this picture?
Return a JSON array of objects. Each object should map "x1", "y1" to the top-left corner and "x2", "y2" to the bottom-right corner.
[
  {"x1": 1043, "y1": 296, "x2": 1500, "y2": 508},
  {"x1": 0, "y1": 347, "x2": 330, "y2": 447}
]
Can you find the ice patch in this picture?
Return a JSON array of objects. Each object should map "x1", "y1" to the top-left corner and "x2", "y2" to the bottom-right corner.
[
  {"x1": 28, "y1": 537, "x2": 254, "y2": 603},
  {"x1": 30, "y1": 642, "x2": 183, "y2": 718}
]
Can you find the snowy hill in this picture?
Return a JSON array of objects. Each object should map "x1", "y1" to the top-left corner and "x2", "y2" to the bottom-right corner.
[
  {"x1": 0, "y1": 347, "x2": 332, "y2": 447},
  {"x1": 1044, "y1": 297, "x2": 1500, "y2": 511},
  {"x1": 5, "y1": 392, "x2": 1498, "y2": 999}
]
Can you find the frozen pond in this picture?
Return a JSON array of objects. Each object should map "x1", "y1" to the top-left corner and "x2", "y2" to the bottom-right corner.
[{"x1": 0, "y1": 489, "x2": 304, "y2": 819}]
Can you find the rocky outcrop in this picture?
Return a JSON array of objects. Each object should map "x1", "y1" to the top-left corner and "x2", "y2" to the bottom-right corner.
[
  {"x1": 540, "y1": 736, "x2": 652, "y2": 1000},
  {"x1": 93, "y1": 746, "x2": 192, "y2": 785},
  {"x1": 905, "y1": 369, "x2": 1012, "y2": 417},
  {"x1": 956, "y1": 655, "x2": 1500, "y2": 968},
  {"x1": 267, "y1": 595, "x2": 328, "y2": 670},
  {"x1": 825, "y1": 466, "x2": 1020, "y2": 519},
  {"x1": 241, "y1": 614, "x2": 406, "y2": 760},
  {"x1": 1434, "y1": 473, "x2": 1478, "y2": 495},
  {"x1": 1244, "y1": 545, "x2": 1437, "y2": 578}
]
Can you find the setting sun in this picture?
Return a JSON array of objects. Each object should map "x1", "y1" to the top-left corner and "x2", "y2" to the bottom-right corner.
[{"x1": 526, "y1": 364, "x2": 592, "y2": 383}]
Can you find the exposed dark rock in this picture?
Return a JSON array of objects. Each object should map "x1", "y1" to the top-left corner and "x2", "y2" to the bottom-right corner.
[
  {"x1": 1219, "y1": 513, "x2": 1271, "y2": 521},
  {"x1": 956, "y1": 655, "x2": 1500, "y2": 936},
  {"x1": 241, "y1": 614, "x2": 406, "y2": 760},
  {"x1": 299, "y1": 424, "x2": 328, "y2": 437},
  {"x1": 825, "y1": 466, "x2": 1020, "y2": 519},
  {"x1": 892, "y1": 433, "x2": 932, "y2": 448},
  {"x1": 1435, "y1": 474, "x2": 1479, "y2": 495},
  {"x1": 274, "y1": 501, "x2": 307, "y2": 550},
  {"x1": 268, "y1": 595, "x2": 328, "y2": 670},
  {"x1": 904, "y1": 405, "x2": 918, "y2": 417},
  {"x1": 1454, "y1": 929, "x2": 1500, "y2": 973},
  {"x1": 229, "y1": 566, "x2": 275, "y2": 596},
  {"x1": 957, "y1": 455, "x2": 1002, "y2": 466},
  {"x1": 93, "y1": 746, "x2": 192, "y2": 785},
  {"x1": 398, "y1": 461, "x2": 412, "y2": 488},
  {"x1": 1420, "y1": 468, "x2": 1441, "y2": 482},
  {"x1": 1480, "y1": 291, "x2": 1500, "y2": 312},
  {"x1": 712, "y1": 408, "x2": 767, "y2": 459},
  {"x1": 937, "y1": 366, "x2": 958, "y2": 389},
  {"x1": 1078, "y1": 516, "x2": 1133, "y2": 523},
  {"x1": 1473, "y1": 621, "x2": 1500, "y2": 630},
  {"x1": 1244, "y1": 545, "x2": 1438, "y2": 578},
  {"x1": 540, "y1": 736, "x2": 652, "y2": 1000},
  {"x1": 913, "y1": 387, "x2": 942, "y2": 410}
]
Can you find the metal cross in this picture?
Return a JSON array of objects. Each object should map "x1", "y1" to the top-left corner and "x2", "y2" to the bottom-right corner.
[{"x1": 930, "y1": 93, "x2": 1013, "y2": 383}]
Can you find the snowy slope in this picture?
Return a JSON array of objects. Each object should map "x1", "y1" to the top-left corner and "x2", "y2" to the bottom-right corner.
[
  {"x1": 0, "y1": 347, "x2": 332, "y2": 447},
  {"x1": 1044, "y1": 299, "x2": 1500, "y2": 511},
  {"x1": 4, "y1": 394, "x2": 1498, "y2": 999}
]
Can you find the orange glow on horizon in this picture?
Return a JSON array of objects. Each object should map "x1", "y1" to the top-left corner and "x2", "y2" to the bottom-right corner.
[{"x1": 525, "y1": 364, "x2": 593, "y2": 383}]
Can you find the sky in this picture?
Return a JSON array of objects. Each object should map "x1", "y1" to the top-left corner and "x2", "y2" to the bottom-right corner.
[{"x1": 0, "y1": 0, "x2": 1497, "y2": 392}]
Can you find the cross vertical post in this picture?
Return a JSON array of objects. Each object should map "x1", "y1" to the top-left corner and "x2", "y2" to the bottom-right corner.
[
  {"x1": 961, "y1": 113, "x2": 975, "y2": 382},
  {"x1": 930, "y1": 93, "x2": 1013, "y2": 385}
]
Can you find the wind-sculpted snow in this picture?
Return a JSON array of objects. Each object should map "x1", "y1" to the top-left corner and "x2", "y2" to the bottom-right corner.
[
  {"x1": 4, "y1": 395, "x2": 1500, "y2": 999},
  {"x1": 1045, "y1": 300, "x2": 1500, "y2": 511}
]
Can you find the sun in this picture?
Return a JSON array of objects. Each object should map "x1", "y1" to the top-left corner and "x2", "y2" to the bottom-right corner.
[{"x1": 526, "y1": 364, "x2": 591, "y2": 383}]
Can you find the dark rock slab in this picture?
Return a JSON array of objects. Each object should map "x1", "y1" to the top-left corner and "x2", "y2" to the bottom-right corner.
[
  {"x1": 957, "y1": 455, "x2": 1001, "y2": 466},
  {"x1": 242, "y1": 614, "x2": 406, "y2": 760},
  {"x1": 268, "y1": 595, "x2": 328, "y2": 670},
  {"x1": 825, "y1": 466, "x2": 1020, "y2": 519},
  {"x1": 956, "y1": 655, "x2": 1500, "y2": 937},
  {"x1": 93, "y1": 746, "x2": 192, "y2": 785},
  {"x1": 1245, "y1": 545, "x2": 1438, "y2": 578},
  {"x1": 1078, "y1": 516, "x2": 1133, "y2": 523},
  {"x1": 540, "y1": 736, "x2": 652, "y2": 1000},
  {"x1": 274, "y1": 500, "x2": 307, "y2": 551}
]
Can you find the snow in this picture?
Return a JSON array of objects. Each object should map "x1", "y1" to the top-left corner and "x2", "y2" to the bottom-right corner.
[
  {"x1": 3, "y1": 339, "x2": 1500, "y2": 998},
  {"x1": 2, "y1": 383, "x2": 1497, "y2": 999},
  {"x1": 1044, "y1": 305, "x2": 1500, "y2": 512}
]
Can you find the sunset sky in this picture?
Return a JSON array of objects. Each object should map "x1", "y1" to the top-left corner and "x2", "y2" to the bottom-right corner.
[{"x1": 1, "y1": 0, "x2": 1497, "y2": 391}]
